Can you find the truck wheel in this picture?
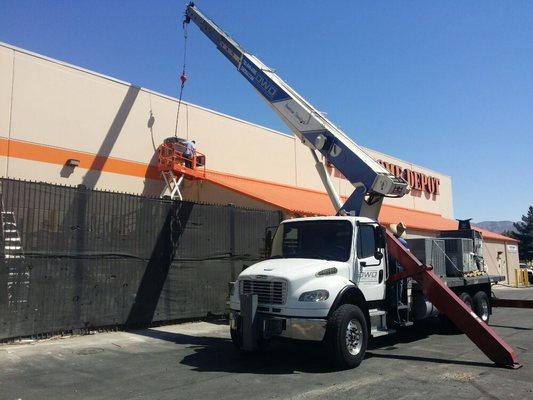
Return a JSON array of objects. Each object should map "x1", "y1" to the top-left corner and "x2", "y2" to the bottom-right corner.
[
  {"x1": 439, "y1": 292, "x2": 472, "y2": 333},
  {"x1": 459, "y1": 292, "x2": 473, "y2": 309},
  {"x1": 473, "y1": 291, "x2": 491, "y2": 323},
  {"x1": 230, "y1": 328, "x2": 243, "y2": 349},
  {"x1": 326, "y1": 304, "x2": 368, "y2": 369}
]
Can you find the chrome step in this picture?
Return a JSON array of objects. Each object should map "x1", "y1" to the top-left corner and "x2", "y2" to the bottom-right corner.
[{"x1": 371, "y1": 328, "x2": 396, "y2": 338}]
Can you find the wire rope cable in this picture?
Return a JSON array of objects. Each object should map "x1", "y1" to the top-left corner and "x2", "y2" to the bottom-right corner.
[{"x1": 174, "y1": 21, "x2": 189, "y2": 137}]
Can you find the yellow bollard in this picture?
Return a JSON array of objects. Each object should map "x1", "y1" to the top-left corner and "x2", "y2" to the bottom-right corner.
[
  {"x1": 515, "y1": 269, "x2": 528, "y2": 287},
  {"x1": 515, "y1": 269, "x2": 530, "y2": 287}
]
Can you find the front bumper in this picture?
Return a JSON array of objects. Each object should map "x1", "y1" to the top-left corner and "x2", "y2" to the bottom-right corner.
[{"x1": 230, "y1": 310, "x2": 327, "y2": 342}]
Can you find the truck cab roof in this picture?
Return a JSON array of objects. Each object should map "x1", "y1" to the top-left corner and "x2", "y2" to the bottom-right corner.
[{"x1": 282, "y1": 216, "x2": 378, "y2": 225}]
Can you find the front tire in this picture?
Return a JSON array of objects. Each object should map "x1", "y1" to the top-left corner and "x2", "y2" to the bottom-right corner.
[
  {"x1": 326, "y1": 304, "x2": 368, "y2": 369},
  {"x1": 230, "y1": 327, "x2": 243, "y2": 349}
]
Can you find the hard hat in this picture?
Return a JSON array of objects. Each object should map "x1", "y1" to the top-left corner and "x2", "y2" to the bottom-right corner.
[{"x1": 390, "y1": 222, "x2": 407, "y2": 238}]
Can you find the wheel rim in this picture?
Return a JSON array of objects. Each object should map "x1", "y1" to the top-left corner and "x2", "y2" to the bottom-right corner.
[
  {"x1": 345, "y1": 319, "x2": 363, "y2": 356},
  {"x1": 479, "y1": 298, "x2": 489, "y2": 321}
]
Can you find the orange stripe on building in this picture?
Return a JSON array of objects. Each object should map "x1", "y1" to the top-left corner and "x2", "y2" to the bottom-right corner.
[
  {"x1": 0, "y1": 137, "x2": 161, "y2": 180},
  {"x1": 0, "y1": 137, "x2": 517, "y2": 243}
]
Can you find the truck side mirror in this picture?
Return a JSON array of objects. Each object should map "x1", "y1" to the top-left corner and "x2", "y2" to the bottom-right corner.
[
  {"x1": 264, "y1": 225, "x2": 278, "y2": 258},
  {"x1": 374, "y1": 250, "x2": 383, "y2": 260},
  {"x1": 265, "y1": 230, "x2": 272, "y2": 249}
]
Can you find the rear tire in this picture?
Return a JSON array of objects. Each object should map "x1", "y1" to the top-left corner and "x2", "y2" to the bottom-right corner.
[
  {"x1": 440, "y1": 292, "x2": 473, "y2": 333},
  {"x1": 459, "y1": 292, "x2": 473, "y2": 309},
  {"x1": 326, "y1": 304, "x2": 368, "y2": 369},
  {"x1": 473, "y1": 291, "x2": 491, "y2": 323}
]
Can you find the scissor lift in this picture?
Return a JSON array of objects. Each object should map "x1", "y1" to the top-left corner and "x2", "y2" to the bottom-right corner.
[{"x1": 157, "y1": 137, "x2": 206, "y2": 200}]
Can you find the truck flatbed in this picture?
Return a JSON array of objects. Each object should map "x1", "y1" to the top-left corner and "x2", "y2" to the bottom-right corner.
[
  {"x1": 442, "y1": 274, "x2": 504, "y2": 288},
  {"x1": 412, "y1": 274, "x2": 504, "y2": 290}
]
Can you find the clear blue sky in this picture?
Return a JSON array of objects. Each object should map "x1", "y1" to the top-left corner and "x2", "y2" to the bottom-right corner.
[{"x1": 1, "y1": 1, "x2": 532, "y2": 222}]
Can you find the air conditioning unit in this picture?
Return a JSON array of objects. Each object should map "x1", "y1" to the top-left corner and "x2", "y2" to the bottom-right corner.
[
  {"x1": 406, "y1": 238, "x2": 446, "y2": 277},
  {"x1": 439, "y1": 229, "x2": 485, "y2": 270},
  {"x1": 441, "y1": 238, "x2": 476, "y2": 277}
]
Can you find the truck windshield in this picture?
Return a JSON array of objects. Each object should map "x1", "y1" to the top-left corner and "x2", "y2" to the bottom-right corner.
[{"x1": 270, "y1": 220, "x2": 353, "y2": 262}]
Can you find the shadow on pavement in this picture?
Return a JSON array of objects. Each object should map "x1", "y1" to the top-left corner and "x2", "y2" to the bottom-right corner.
[
  {"x1": 133, "y1": 326, "x2": 335, "y2": 374},
  {"x1": 489, "y1": 324, "x2": 533, "y2": 331},
  {"x1": 129, "y1": 319, "x2": 493, "y2": 374},
  {"x1": 366, "y1": 352, "x2": 495, "y2": 368}
]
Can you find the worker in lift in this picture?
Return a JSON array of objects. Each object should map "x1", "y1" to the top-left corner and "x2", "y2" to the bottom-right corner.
[
  {"x1": 183, "y1": 139, "x2": 196, "y2": 168},
  {"x1": 389, "y1": 222, "x2": 409, "y2": 305}
]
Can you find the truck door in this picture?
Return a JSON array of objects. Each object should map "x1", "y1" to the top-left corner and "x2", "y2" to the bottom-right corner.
[{"x1": 354, "y1": 224, "x2": 386, "y2": 301}]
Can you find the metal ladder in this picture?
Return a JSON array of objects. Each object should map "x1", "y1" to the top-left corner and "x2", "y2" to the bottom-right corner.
[
  {"x1": 1, "y1": 199, "x2": 29, "y2": 307},
  {"x1": 1, "y1": 209, "x2": 24, "y2": 260}
]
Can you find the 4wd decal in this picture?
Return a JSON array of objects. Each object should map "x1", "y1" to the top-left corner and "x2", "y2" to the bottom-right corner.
[{"x1": 355, "y1": 270, "x2": 379, "y2": 282}]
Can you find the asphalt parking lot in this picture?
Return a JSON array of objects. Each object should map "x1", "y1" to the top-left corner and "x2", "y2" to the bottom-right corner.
[{"x1": 1, "y1": 286, "x2": 533, "y2": 400}]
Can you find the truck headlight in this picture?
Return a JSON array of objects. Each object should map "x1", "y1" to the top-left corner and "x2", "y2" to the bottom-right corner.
[
  {"x1": 316, "y1": 267, "x2": 337, "y2": 277},
  {"x1": 298, "y1": 290, "x2": 329, "y2": 302}
]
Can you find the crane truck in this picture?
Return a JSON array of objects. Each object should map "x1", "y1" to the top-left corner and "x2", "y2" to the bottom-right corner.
[{"x1": 184, "y1": 3, "x2": 520, "y2": 369}]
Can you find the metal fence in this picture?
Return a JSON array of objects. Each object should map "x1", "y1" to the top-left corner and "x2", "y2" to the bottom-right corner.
[{"x1": 0, "y1": 178, "x2": 281, "y2": 340}]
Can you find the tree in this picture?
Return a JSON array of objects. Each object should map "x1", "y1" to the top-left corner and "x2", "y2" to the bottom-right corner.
[{"x1": 509, "y1": 206, "x2": 533, "y2": 262}]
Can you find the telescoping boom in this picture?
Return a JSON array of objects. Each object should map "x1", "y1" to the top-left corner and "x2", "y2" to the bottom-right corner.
[{"x1": 184, "y1": 3, "x2": 409, "y2": 219}]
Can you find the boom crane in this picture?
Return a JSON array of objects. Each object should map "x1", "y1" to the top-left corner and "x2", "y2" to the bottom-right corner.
[
  {"x1": 184, "y1": 3, "x2": 520, "y2": 369},
  {"x1": 184, "y1": 3, "x2": 409, "y2": 220}
]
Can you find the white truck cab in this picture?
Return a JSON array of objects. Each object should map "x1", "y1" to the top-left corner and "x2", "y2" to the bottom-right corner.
[{"x1": 229, "y1": 216, "x2": 391, "y2": 368}]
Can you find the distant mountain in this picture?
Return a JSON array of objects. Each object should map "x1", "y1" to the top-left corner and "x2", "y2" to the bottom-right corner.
[{"x1": 473, "y1": 220, "x2": 517, "y2": 234}]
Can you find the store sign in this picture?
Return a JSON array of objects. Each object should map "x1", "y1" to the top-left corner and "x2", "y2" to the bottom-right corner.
[
  {"x1": 377, "y1": 160, "x2": 441, "y2": 195},
  {"x1": 507, "y1": 244, "x2": 518, "y2": 253}
]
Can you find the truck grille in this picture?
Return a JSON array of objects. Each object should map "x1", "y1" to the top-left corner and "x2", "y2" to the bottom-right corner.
[{"x1": 240, "y1": 279, "x2": 287, "y2": 305}]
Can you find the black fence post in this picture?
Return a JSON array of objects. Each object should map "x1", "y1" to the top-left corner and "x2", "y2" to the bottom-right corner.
[{"x1": 228, "y1": 203, "x2": 237, "y2": 282}]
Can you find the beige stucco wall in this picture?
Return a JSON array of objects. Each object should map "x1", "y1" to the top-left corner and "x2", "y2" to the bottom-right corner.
[
  {"x1": 484, "y1": 240, "x2": 520, "y2": 285},
  {"x1": 184, "y1": 180, "x2": 278, "y2": 211},
  {"x1": 0, "y1": 41, "x2": 454, "y2": 219}
]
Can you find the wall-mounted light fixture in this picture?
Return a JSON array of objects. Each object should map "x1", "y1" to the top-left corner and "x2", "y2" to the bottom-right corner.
[{"x1": 66, "y1": 159, "x2": 80, "y2": 167}]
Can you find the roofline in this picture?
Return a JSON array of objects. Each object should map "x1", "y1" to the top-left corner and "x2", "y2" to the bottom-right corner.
[{"x1": 0, "y1": 41, "x2": 293, "y2": 141}]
